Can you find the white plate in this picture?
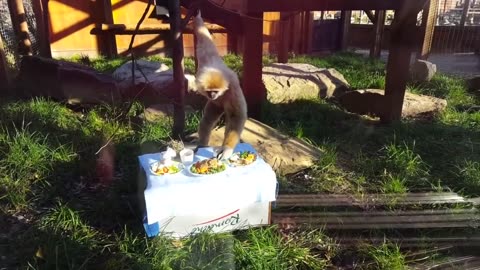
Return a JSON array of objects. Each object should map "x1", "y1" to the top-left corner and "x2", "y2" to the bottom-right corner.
[
  {"x1": 188, "y1": 159, "x2": 228, "y2": 177},
  {"x1": 149, "y1": 160, "x2": 184, "y2": 176},
  {"x1": 227, "y1": 151, "x2": 258, "y2": 167}
]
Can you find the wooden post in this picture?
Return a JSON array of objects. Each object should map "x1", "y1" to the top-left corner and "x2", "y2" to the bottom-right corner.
[
  {"x1": 168, "y1": 0, "x2": 186, "y2": 137},
  {"x1": 0, "y1": 38, "x2": 11, "y2": 95},
  {"x1": 370, "y1": 10, "x2": 385, "y2": 58},
  {"x1": 339, "y1": 10, "x2": 351, "y2": 51},
  {"x1": 277, "y1": 12, "x2": 291, "y2": 63},
  {"x1": 241, "y1": 12, "x2": 265, "y2": 119},
  {"x1": 31, "y1": 0, "x2": 50, "y2": 57},
  {"x1": 382, "y1": 7, "x2": 418, "y2": 123},
  {"x1": 98, "y1": 0, "x2": 117, "y2": 57},
  {"x1": 302, "y1": 11, "x2": 313, "y2": 54},
  {"x1": 227, "y1": 30, "x2": 238, "y2": 54},
  {"x1": 417, "y1": 0, "x2": 439, "y2": 60},
  {"x1": 8, "y1": 0, "x2": 33, "y2": 56},
  {"x1": 460, "y1": 0, "x2": 471, "y2": 26}
]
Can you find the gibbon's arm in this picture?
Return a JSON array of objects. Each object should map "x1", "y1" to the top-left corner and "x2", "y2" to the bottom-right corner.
[
  {"x1": 198, "y1": 101, "x2": 224, "y2": 147},
  {"x1": 193, "y1": 12, "x2": 221, "y2": 66}
]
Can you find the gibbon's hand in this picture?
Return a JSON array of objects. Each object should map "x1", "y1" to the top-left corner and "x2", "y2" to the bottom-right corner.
[{"x1": 216, "y1": 147, "x2": 234, "y2": 160}]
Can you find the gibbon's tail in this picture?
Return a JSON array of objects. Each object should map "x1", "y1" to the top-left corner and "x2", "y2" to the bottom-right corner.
[{"x1": 193, "y1": 9, "x2": 221, "y2": 64}]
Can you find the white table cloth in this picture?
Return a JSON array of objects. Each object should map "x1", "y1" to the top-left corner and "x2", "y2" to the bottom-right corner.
[{"x1": 138, "y1": 143, "x2": 278, "y2": 225}]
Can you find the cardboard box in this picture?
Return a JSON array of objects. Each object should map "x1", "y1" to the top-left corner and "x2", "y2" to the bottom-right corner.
[{"x1": 143, "y1": 201, "x2": 271, "y2": 238}]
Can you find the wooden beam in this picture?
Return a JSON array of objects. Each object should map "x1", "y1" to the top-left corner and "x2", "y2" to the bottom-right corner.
[
  {"x1": 0, "y1": 37, "x2": 11, "y2": 95},
  {"x1": 339, "y1": 10, "x2": 351, "y2": 51},
  {"x1": 241, "y1": 13, "x2": 265, "y2": 119},
  {"x1": 370, "y1": 10, "x2": 386, "y2": 58},
  {"x1": 364, "y1": 10, "x2": 376, "y2": 24},
  {"x1": 8, "y1": 0, "x2": 33, "y2": 56},
  {"x1": 246, "y1": 0, "x2": 425, "y2": 12},
  {"x1": 277, "y1": 12, "x2": 291, "y2": 63},
  {"x1": 168, "y1": 0, "x2": 185, "y2": 137},
  {"x1": 418, "y1": 0, "x2": 439, "y2": 60},
  {"x1": 460, "y1": 0, "x2": 471, "y2": 26},
  {"x1": 382, "y1": 5, "x2": 418, "y2": 123},
  {"x1": 90, "y1": 23, "x2": 227, "y2": 35}
]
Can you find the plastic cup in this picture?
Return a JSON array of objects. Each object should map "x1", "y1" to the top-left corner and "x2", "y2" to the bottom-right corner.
[{"x1": 180, "y1": 149, "x2": 194, "y2": 166}]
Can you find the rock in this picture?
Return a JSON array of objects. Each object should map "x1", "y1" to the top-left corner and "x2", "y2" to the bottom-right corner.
[
  {"x1": 466, "y1": 76, "x2": 480, "y2": 95},
  {"x1": 16, "y1": 55, "x2": 121, "y2": 105},
  {"x1": 262, "y1": 63, "x2": 350, "y2": 103},
  {"x1": 189, "y1": 118, "x2": 323, "y2": 175},
  {"x1": 410, "y1": 60, "x2": 437, "y2": 82},
  {"x1": 140, "y1": 104, "x2": 194, "y2": 122},
  {"x1": 337, "y1": 89, "x2": 447, "y2": 119},
  {"x1": 111, "y1": 59, "x2": 170, "y2": 83},
  {"x1": 111, "y1": 60, "x2": 202, "y2": 108}
]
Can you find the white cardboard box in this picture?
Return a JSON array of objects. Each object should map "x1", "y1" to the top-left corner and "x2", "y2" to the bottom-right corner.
[{"x1": 151, "y1": 202, "x2": 271, "y2": 238}]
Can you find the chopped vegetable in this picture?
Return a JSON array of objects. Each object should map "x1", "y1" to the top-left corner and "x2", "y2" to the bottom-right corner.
[{"x1": 190, "y1": 158, "x2": 226, "y2": 175}]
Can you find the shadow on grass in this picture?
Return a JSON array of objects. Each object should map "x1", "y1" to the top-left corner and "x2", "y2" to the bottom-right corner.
[{"x1": 262, "y1": 99, "x2": 480, "y2": 197}]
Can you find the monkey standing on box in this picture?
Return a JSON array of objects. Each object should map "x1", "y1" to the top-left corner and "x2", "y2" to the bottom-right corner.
[{"x1": 192, "y1": 11, "x2": 247, "y2": 160}]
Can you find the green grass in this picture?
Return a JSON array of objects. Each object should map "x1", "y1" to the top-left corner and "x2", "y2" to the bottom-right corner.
[{"x1": 1, "y1": 52, "x2": 479, "y2": 269}]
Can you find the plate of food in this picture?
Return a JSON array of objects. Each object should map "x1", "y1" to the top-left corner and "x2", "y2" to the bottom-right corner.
[
  {"x1": 189, "y1": 158, "x2": 227, "y2": 176},
  {"x1": 227, "y1": 151, "x2": 258, "y2": 167},
  {"x1": 150, "y1": 160, "x2": 183, "y2": 176}
]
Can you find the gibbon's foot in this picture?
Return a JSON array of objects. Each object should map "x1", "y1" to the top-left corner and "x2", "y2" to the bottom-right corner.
[
  {"x1": 194, "y1": 144, "x2": 208, "y2": 153},
  {"x1": 216, "y1": 146, "x2": 234, "y2": 161}
]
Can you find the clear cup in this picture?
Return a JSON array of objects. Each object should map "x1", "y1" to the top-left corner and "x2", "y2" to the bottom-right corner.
[{"x1": 180, "y1": 148, "x2": 194, "y2": 166}]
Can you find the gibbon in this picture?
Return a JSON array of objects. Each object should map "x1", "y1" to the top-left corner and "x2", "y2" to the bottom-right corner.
[{"x1": 192, "y1": 11, "x2": 247, "y2": 160}]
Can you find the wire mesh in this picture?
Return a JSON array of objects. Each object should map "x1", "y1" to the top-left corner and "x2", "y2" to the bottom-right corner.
[
  {"x1": 434, "y1": 0, "x2": 480, "y2": 53},
  {"x1": 0, "y1": 0, "x2": 41, "y2": 70}
]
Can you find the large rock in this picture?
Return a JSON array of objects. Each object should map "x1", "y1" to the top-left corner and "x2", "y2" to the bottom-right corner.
[
  {"x1": 16, "y1": 56, "x2": 121, "y2": 105},
  {"x1": 189, "y1": 118, "x2": 323, "y2": 175},
  {"x1": 466, "y1": 76, "x2": 480, "y2": 95},
  {"x1": 410, "y1": 60, "x2": 437, "y2": 82},
  {"x1": 111, "y1": 60, "x2": 204, "y2": 108},
  {"x1": 262, "y1": 63, "x2": 350, "y2": 103},
  {"x1": 337, "y1": 89, "x2": 447, "y2": 119}
]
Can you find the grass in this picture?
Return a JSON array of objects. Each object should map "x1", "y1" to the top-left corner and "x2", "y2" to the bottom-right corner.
[{"x1": 1, "y1": 52, "x2": 479, "y2": 268}]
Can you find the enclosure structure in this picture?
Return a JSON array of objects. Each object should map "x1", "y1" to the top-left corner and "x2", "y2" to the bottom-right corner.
[
  {"x1": 1, "y1": 0, "x2": 432, "y2": 126},
  {"x1": 198, "y1": 0, "x2": 428, "y2": 122}
]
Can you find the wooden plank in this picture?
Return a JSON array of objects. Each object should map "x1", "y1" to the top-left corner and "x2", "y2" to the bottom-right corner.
[
  {"x1": 339, "y1": 237, "x2": 480, "y2": 247},
  {"x1": 241, "y1": 13, "x2": 265, "y2": 119},
  {"x1": 8, "y1": 0, "x2": 33, "y2": 56},
  {"x1": 168, "y1": 0, "x2": 185, "y2": 137},
  {"x1": 381, "y1": 5, "x2": 419, "y2": 123},
  {"x1": 275, "y1": 193, "x2": 468, "y2": 208},
  {"x1": 370, "y1": 10, "x2": 386, "y2": 58},
  {"x1": 339, "y1": 10, "x2": 351, "y2": 51},
  {"x1": 245, "y1": 0, "x2": 425, "y2": 12},
  {"x1": 272, "y1": 209, "x2": 480, "y2": 229},
  {"x1": 277, "y1": 12, "x2": 291, "y2": 63},
  {"x1": 418, "y1": 0, "x2": 439, "y2": 60}
]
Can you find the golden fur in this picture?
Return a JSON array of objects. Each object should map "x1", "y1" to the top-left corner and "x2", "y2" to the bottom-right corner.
[{"x1": 193, "y1": 11, "x2": 247, "y2": 158}]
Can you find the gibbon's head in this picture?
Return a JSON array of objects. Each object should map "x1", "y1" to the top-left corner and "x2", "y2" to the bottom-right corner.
[{"x1": 197, "y1": 69, "x2": 229, "y2": 100}]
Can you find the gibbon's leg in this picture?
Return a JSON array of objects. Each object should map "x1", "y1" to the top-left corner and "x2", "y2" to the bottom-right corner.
[
  {"x1": 198, "y1": 101, "x2": 224, "y2": 147},
  {"x1": 216, "y1": 108, "x2": 247, "y2": 160}
]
